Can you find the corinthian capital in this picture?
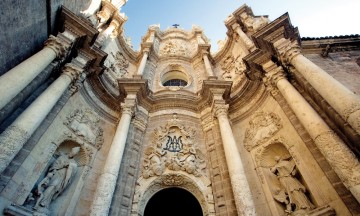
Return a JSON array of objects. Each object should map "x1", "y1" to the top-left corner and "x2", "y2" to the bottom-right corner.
[
  {"x1": 262, "y1": 61, "x2": 287, "y2": 88},
  {"x1": 121, "y1": 101, "x2": 135, "y2": 116},
  {"x1": 44, "y1": 35, "x2": 70, "y2": 59},
  {"x1": 273, "y1": 38, "x2": 301, "y2": 65},
  {"x1": 62, "y1": 63, "x2": 83, "y2": 81},
  {"x1": 213, "y1": 104, "x2": 229, "y2": 118}
]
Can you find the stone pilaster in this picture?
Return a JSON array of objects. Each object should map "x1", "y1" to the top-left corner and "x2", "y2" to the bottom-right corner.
[
  {"x1": 274, "y1": 38, "x2": 360, "y2": 134},
  {"x1": 90, "y1": 100, "x2": 135, "y2": 216},
  {"x1": 0, "y1": 35, "x2": 70, "y2": 111},
  {"x1": 212, "y1": 101, "x2": 256, "y2": 215},
  {"x1": 262, "y1": 60, "x2": 360, "y2": 202},
  {"x1": 0, "y1": 63, "x2": 83, "y2": 173}
]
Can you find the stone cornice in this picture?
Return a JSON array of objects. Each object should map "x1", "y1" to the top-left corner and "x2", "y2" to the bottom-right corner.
[
  {"x1": 301, "y1": 35, "x2": 360, "y2": 54},
  {"x1": 251, "y1": 13, "x2": 299, "y2": 55}
]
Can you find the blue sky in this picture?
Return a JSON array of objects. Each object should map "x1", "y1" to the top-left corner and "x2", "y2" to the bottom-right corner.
[{"x1": 121, "y1": 0, "x2": 360, "y2": 51}]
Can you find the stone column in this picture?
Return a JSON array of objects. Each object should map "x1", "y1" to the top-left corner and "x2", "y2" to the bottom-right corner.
[
  {"x1": 232, "y1": 23, "x2": 256, "y2": 52},
  {"x1": 90, "y1": 100, "x2": 135, "y2": 216},
  {"x1": 274, "y1": 38, "x2": 360, "y2": 134},
  {"x1": 213, "y1": 104, "x2": 256, "y2": 215},
  {"x1": 0, "y1": 64, "x2": 83, "y2": 173},
  {"x1": 136, "y1": 48, "x2": 149, "y2": 77},
  {"x1": 262, "y1": 60, "x2": 360, "y2": 202},
  {"x1": 203, "y1": 52, "x2": 215, "y2": 77},
  {"x1": 0, "y1": 35, "x2": 69, "y2": 111}
]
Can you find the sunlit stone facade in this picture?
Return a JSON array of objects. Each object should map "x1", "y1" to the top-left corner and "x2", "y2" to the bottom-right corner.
[{"x1": 0, "y1": 1, "x2": 360, "y2": 215}]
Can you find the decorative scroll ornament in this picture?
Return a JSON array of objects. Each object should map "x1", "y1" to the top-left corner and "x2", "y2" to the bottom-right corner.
[
  {"x1": 64, "y1": 109, "x2": 104, "y2": 149},
  {"x1": 159, "y1": 40, "x2": 187, "y2": 57},
  {"x1": 142, "y1": 118, "x2": 206, "y2": 178},
  {"x1": 244, "y1": 112, "x2": 282, "y2": 151},
  {"x1": 220, "y1": 55, "x2": 246, "y2": 87},
  {"x1": 104, "y1": 52, "x2": 129, "y2": 87}
]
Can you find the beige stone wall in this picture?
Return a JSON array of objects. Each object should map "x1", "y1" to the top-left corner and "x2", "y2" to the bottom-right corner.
[{"x1": 304, "y1": 51, "x2": 360, "y2": 95}]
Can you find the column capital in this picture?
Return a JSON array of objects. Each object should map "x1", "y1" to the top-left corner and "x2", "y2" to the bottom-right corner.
[
  {"x1": 62, "y1": 63, "x2": 83, "y2": 81},
  {"x1": 44, "y1": 35, "x2": 70, "y2": 59},
  {"x1": 261, "y1": 60, "x2": 287, "y2": 88},
  {"x1": 213, "y1": 104, "x2": 229, "y2": 118},
  {"x1": 121, "y1": 100, "x2": 136, "y2": 116},
  {"x1": 274, "y1": 38, "x2": 301, "y2": 65}
]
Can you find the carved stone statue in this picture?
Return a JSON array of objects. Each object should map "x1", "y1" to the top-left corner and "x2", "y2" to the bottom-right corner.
[
  {"x1": 34, "y1": 147, "x2": 80, "y2": 210},
  {"x1": 270, "y1": 156, "x2": 315, "y2": 214}
]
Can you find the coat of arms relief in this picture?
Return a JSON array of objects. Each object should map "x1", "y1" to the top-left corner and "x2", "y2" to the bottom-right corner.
[{"x1": 142, "y1": 118, "x2": 206, "y2": 179}]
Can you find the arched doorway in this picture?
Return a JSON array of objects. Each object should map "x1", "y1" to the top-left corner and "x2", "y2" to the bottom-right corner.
[{"x1": 144, "y1": 187, "x2": 203, "y2": 216}]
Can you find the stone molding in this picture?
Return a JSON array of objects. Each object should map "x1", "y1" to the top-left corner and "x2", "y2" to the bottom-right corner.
[
  {"x1": 62, "y1": 63, "x2": 84, "y2": 81},
  {"x1": 44, "y1": 35, "x2": 70, "y2": 59}
]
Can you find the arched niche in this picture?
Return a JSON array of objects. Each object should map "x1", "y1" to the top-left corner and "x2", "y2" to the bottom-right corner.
[
  {"x1": 132, "y1": 171, "x2": 215, "y2": 216},
  {"x1": 29, "y1": 140, "x2": 91, "y2": 216},
  {"x1": 254, "y1": 140, "x2": 316, "y2": 215}
]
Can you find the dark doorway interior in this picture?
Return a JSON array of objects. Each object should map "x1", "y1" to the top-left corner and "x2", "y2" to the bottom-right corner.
[{"x1": 144, "y1": 187, "x2": 203, "y2": 216}]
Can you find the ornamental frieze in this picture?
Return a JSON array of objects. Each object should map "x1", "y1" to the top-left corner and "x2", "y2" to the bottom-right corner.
[
  {"x1": 64, "y1": 109, "x2": 104, "y2": 149},
  {"x1": 142, "y1": 118, "x2": 206, "y2": 178},
  {"x1": 244, "y1": 112, "x2": 282, "y2": 151}
]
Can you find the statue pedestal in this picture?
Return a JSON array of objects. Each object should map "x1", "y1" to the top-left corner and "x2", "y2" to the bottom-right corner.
[
  {"x1": 289, "y1": 205, "x2": 335, "y2": 216},
  {"x1": 3, "y1": 203, "x2": 51, "y2": 216}
]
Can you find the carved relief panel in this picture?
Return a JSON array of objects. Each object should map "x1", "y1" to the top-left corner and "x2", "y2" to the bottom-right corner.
[
  {"x1": 220, "y1": 54, "x2": 247, "y2": 88},
  {"x1": 103, "y1": 51, "x2": 129, "y2": 87},
  {"x1": 244, "y1": 112, "x2": 282, "y2": 151},
  {"x1": 142, "y1": 118, "x2": 206, "y2": 179},
  {"x1": 64, "y1": 109, "x2": 104, "y2": 149}
]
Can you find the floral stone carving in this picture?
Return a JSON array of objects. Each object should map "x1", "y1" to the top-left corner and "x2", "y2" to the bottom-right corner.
[
  {"x1": 142, "y1": 121, "x2": 206, "y2": 178},
  {"x1": 244, "y1": 112, "x2": 282, "y2": 151},
  {"x1": 64, "y1": 109, "x2": 104, "y2": 149},
  {"x1": 220, "y1": 55, "x2": 246, "y2": 88}
]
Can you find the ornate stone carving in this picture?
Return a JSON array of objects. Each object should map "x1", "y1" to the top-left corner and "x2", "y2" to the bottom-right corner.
[
  {"x1": 159, "y1": 174, "x2": 185, "y2": 186},
  {"x1": 142, "y1": 117, "x2": 206, "y2": 178},
  {"x1": 62, "y1": 63, "x2": 83, "y2": 81},
  {"x1": 244, "y1": 112, "x2": 282, "y2": 151},
  {"x1": 213, "y1": 104, "x2": 229, "y2": 118},
  {"x1": 104, "y1": 52, "x2": 129, "y2": 87},
  {"x1": 271, "y1": 156, "x2": 315, "y2": 214},
  {"x1": 274, "y1": 38, "x2": 301, "y2": 65},
  {"x1": 64, "y1": 109, "x2": 104, "y2": 149},
  {"x1": 220, "y1": 55, "x2": 246, "y2": 88},
  {"x1": 159, "y1": 40, "x2": 187, "y2": 56},
  {"x1": 240, "y1": 12, "x2": 269, "y2": 32},
  {"x1": 33, "y1": 147, "x2": 80, "y2": 213},
  {"x1": 44, "y1": 35, "x2": 70, "y2": 59}
]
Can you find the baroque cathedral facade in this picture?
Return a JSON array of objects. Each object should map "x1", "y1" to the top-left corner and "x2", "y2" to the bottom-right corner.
[{"x1": 0, "y1": 0, "x2": 360, "y2": 215}]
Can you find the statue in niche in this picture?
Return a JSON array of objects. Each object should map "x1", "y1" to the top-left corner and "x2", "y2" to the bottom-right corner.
[
  {"x1": 34, "y1": 147, "x2": 80, "y2": 210},
  {"x1": 270, "y1": 156, "x2": 315, "y2": 214}
]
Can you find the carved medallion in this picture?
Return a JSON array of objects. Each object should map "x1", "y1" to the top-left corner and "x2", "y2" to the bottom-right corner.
[
  {"x1": 142, "y1": 117, "x2": 206, "y2": 178},
  {"x1": 64, "y1": 109, "x2": 104, "y2": 149},
  {"x1": 244, "y1": 112, "x2": 282, "y2": 151}
]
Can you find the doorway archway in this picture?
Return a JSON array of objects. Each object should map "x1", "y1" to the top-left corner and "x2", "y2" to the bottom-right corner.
[{"x1": 144, "y1": 187, "x2": 203, "y2": 216}]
